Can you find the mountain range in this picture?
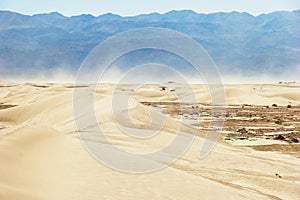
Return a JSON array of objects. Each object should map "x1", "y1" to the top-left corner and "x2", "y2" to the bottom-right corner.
[{"x1": 0, "y1": 9, "x2": 299, "y2": 81}]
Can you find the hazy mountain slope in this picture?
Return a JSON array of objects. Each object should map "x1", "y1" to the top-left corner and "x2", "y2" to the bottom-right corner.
[{"x1": 0, "y1": 10, "x2": 299, "y2": 80}]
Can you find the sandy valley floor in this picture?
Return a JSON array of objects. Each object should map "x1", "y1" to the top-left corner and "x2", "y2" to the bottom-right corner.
[{"x1": 0, "y1": 82, "x2": 299, "y2": 199}]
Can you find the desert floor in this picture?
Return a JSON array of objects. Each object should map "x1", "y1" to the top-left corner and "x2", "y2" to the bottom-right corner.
[{"x1": 0, "y1": 82, "x2": 299, "y2": 199}]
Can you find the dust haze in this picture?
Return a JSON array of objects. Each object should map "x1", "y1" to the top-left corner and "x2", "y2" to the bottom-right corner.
[{"x1": 1, "y1": 64, "x2": 299, "y2": 84}]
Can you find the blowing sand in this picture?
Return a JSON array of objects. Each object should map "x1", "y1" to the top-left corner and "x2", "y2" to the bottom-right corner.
[{"x1": 0, "y1": 82, "x2": 299, "y2": 199}]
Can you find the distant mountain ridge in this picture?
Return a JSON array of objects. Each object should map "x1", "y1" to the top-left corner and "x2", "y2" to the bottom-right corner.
[{"x1": 0, "y1": 9, "x2": 299, "y2": 80}]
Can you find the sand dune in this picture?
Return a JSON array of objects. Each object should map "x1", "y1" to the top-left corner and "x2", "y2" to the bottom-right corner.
[{"x1": 0, "y1": 83, "x2": 299, "y2": 199}]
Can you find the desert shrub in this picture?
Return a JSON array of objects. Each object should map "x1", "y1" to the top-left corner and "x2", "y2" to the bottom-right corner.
[
  {"x1": 275, "y1": 119, "x2": 283, "y2": 125},
  {"x1": 274, "y1": 135, "x2": 285, "y2": 140},
  {"x1": 291, "y1": 138, "x2": 299, "y2": 143}
]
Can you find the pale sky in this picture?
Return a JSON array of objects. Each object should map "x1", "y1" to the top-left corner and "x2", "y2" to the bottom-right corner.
[{"x1": 0, "y1": 0, "x2": 299, "y2": 16}]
